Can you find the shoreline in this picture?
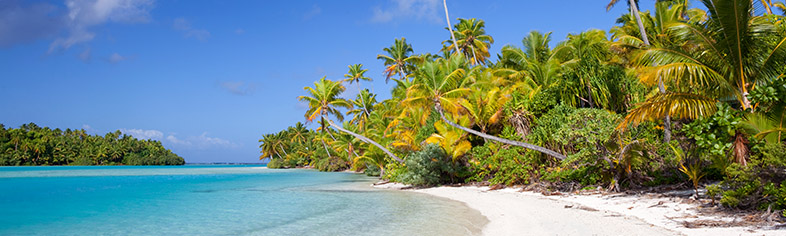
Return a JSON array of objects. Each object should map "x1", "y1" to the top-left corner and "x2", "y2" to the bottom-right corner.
[{"x1": 376, "y1": 183, "x2": 786, "y2": 236}]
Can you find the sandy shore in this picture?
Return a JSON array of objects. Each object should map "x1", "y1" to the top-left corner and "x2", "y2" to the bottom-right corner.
[{"x1": 376, "y1": 184, "x2": 786, "y2": 236}]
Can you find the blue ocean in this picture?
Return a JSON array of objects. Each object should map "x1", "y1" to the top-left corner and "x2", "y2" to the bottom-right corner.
[{"x1": 0, "y1": 166, "x2": 486, "y2": 235}]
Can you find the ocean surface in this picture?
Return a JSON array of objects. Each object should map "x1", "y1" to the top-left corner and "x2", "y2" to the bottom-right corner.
[{"x1": 0, "y1": 165, "x2": 486, "y2": 235}]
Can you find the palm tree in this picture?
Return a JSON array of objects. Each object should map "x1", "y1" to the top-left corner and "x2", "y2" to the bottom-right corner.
[
  {"x1": 404, "y1": 54, "x2": 567, "y2": 160},
  {"x1": 346, "y1": 89, "x2": 377, "y2": 130},
  {"x1": 299, "y1": 77, "x2": 404, "y2": 163},
  {"x1": 443, "y1": 0, "x2": 459, "y2": 53},
  {"x1": 444, "y1": 18, "x2": 495, "y2": 65},
  {"x1": 610, "y1": 1, "x2": 703, "y2": 142},
  {"x1": 425, "y1": 119, "x2": 473, "y2": 162},
  {"x1": 621, "y1": 0, "x2": 786, "y2": 128},
  {"x1": 287, "y1": 122, "x2": 309, "y2": 145},
  {"x1": 377, "y1": 38, "x2": 417, "y2": 82},
  {"x1": 459, "y1": 87, "x2": 510, "y2": 134},
  {"x1": 607, "y1": 0, "x2": 650, "y2": 46}
]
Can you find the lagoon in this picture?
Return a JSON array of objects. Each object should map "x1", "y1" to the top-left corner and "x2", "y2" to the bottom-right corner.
[{"x1": 0, "y1": 166, "x2": 485, "y2": 235}]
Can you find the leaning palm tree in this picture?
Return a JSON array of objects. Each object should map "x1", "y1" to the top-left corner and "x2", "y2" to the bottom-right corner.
[
  {"x1": 377, "y1": 38, "x2": 417, "y2": 83},
  {"x1": 258, "y1": 133, "x2": 281, "y2": 160},
  {"x1": 443, "y1": 0, "x2": 459, "y2": 53},
  {"x1": 621, "y1": 0, "x2": 786, "y2": 128},
  {"x1": 404, "y1": 54, "x2": 567, "y2": 160},
  {"x1": 299, "y1": 77, "x2": 404, "y2": 163}
]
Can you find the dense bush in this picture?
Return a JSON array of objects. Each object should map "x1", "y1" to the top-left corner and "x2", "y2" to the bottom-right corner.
[
  {"x1": 528, "y1": 107, "x2": 620, "y2": 186},
  {"x1": 313, "y1": 155, "x2": 349, "y2": 172},
  {"x1": 398, "y1": 144, "x2": 467, "y2": 187},
  {"x1": 468, "y1": 143, "x2": 536, "y2": 186},
  {"x1": 266, "y1": 158, "x2": 285, "y2": 169},
  {"x1": 707, "y1": 143, "x2": 786, "y2": 214}
]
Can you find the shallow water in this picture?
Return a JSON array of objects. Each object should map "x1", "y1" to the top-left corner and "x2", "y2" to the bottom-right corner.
[{"x1": 0, "y1": 166, "x2": 486, "y2": 235}]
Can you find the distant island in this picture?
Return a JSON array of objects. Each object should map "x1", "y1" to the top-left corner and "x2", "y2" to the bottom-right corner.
[{"x1": 0, "y1": 123, "x2": 184, "y2": 166}]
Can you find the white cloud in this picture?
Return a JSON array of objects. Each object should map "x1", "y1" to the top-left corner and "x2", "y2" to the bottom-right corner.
[
  {"x1": 219, "y1": 81, "x2": 256, "y2": 96},
  {"x1": 166, "y1": 133, "x2": 238, "y2": 149},
  {"x1": 371, "y1": 0, "x2": 441, "y2": 23},
  {"x1": 49, "y1": 0, "x2": 155, "y2": 52},
  {"x1": 173, "y1": 17, "x2": 210, "y2": 41},
  {"x1": 121, "y1": 128, "x2": 164, "y2": 140},
  {"x1": 108, "y1": 52, "x2": 127, "y2": 63},
  {"x1": 234, "y1": 28, "x2": 245, "y2": 35},
  {"x1": 166, "y1": 135, "x2": 191, "y2": 145}
]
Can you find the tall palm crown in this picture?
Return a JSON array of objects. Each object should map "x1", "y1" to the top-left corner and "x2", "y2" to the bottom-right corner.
[
  {"x1": 346, "y1": 89, "x2": 377, "y2": 130},
  {"x1": 287, "y1": 122, "x2": 309, "y2": 144},
  {"x1": 377, "y1": 38, "x2": 417, "y2": 82},
  {"x1": 622, "y1": 0, "x2": 786, "y2": 127},
  {"x1": 403, "y1": 54, "x2": 471, "y2": 116},
  {"x1": 343, "y1": 64, "x2": 372, "y2": 85},
  {"x1": 298, "y1": 77, "x2": 353, "y2": 129},
  {"x1": 500, "y1": 31, "x2": 565, "y2": 88},
  {"x1": 443, "y1": 18, "x2": 494, "y2": 65}
]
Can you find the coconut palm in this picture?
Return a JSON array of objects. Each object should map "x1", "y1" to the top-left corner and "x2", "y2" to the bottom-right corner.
[
  {"x1": 404, "y1": 54, "x2": 567, "y2": 160},
  {"x1": 346, "y1": 89, "x2": 377, "y2": 130},
  {"x1": 459, "y1": 87, "x2": 510, "y2": 134},
  {"x1": 287, "y1": 122, "x2": 309, "y2": 145},
  {"x1": 443, "y1": 0, "x2": 459, "y2": 54},
  {"x1": 377, "y1": 38, "x2": 417, "y2": 82},
  {"x1": 621, "y1": 0, "x2": 786, "y2": 128},
  {"x1": 258, "y1": 133, "x2": 280, "y2": 160},
  {"x1": 443, "y1": 18, "x2": 494, "y2": 65},
  {"x1": 607, "y1": 0, "x2": 650, "y2": 46},
  {"x1": 425, "y1": 118, "x2": 473, "y2": 162},
  {"x1": 299, "y1": 77, "x2": 404, "y2": 163}
]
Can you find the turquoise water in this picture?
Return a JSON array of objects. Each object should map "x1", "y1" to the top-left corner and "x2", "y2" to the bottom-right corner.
[{"x1": 0, "y1": 166, "x2": 486, "y2": 235}]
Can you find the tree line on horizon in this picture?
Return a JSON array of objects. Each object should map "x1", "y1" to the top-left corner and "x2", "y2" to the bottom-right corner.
[
  {"x1": 260, "y1": 0, "x2": 786, "y2": 214},
  {"x1": 0, "y1": 123, "x2": 185, "y2": 166}
]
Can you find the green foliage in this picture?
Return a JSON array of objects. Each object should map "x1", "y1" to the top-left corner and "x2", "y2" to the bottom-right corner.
[
  {"x1": 266, "y1": 158, "x2": 285, "y2": 169},
  {"x1": 708, "y1": 143, "x2": 786, "y2": 210},
  {"x1": 314, "y1": 155, "x2": 349, "y2": 172},
  {"x1": 0, "y1": 123, "x2": 184, "y2": 166},
  {"x1": 468, "y1": 143, "x2": 535, "y2": 186},
  {"x1": 364, "y1": 164, "x2": 381, "y2": 176},
  {"x1": 680, "y1": 103, "x2": 742, "y2": 176},
  {"x1": 398, "y1": 144, "x2": 467, "y2": 187},
  {"x1": 554, "y1": 108, "x2": 620, "y2": 165}
]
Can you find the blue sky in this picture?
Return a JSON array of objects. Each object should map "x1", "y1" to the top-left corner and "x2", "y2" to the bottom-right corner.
[{"x1": 0, "y1": 0, "x2": 642, "y2": 163}]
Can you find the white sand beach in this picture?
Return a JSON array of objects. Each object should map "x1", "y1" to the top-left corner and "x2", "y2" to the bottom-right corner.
[{"x1": 376, "y1": 184, "x2": 786, "y2": 236}]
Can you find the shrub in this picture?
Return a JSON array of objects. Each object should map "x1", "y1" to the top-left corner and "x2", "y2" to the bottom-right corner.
[
  {"x1": 468, "y1": 143, "x2": 535, "y2": 186},
  {"x1": 313, "y1": 155, "x2": 349, "y2": 172},
  {"x1": 399, "y1": 144, "x2": 467, "y2": 187},
  {"x1": 266, "y1": 158, "x2": 285, "y2": 169},
  {"x1": 531, "y1": 108, "x2": 620, "y2": 186},
  {"x1": 708, "y1": 143, "x2": 786, "y2": 212}
]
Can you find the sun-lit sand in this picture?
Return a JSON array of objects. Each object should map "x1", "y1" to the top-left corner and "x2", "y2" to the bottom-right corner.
[{"x1": 375, "y1": 184, "x2": 786, "y2": 236}]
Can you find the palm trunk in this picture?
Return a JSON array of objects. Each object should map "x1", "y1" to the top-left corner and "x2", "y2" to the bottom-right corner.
[
  {"x1": 279, "y1": 146, "x2": 288, "y2": 156},
  {"x1": 629, "y1": 0, "x2": 650, "y2": 46},
  {"x1": 327, "y1": 120, "x2": 404, "y2": 163},
  {"x1": 435, "y1": 102, "x2": 566, "y2": 160},
  {"x1": 443, "y1": 0, "x2": 459, "y2": 54},
  {"x1": 321, "y1": 139, "x2": 332, "y2": 158},
  {"x1": 469, "y1": 44, "x2": 479, "y2": 65}
]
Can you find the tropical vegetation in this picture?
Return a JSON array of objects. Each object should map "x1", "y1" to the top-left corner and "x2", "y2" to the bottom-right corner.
[
  {"x1": 260, "y1": 0, "x2": 786, "y2": 215},
  {"x1": 0, "y1": 123, "x2": 184, "y2": 165}
]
